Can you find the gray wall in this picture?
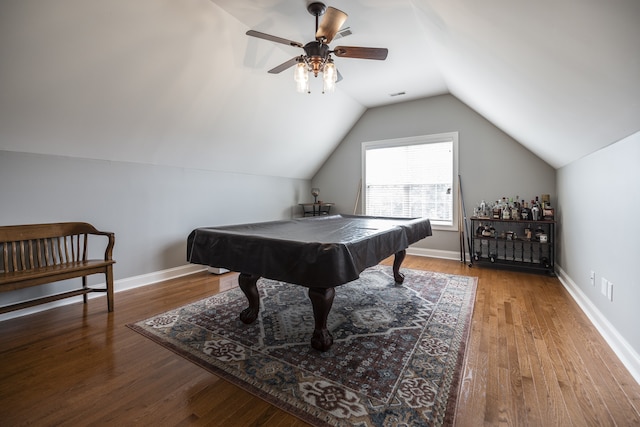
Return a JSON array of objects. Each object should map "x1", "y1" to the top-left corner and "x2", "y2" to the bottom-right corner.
[
  {"x1": 312, "y1": 94, "x2": 556, "y2": 254},
  {"x1": 556, "y1": 131, "x2": 640, "y2": 352},
  {"x1": 1, "y1": 150, "x2": 308, "y2": 310}
]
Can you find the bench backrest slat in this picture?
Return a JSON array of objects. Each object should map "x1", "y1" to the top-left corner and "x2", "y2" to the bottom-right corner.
[
  {"x1": 28, "y1": 240, "x2": 35, "y2": 268},
  {"x1": 82, "y1": 234, "x2": 88, "y2": 261},
  {"x1": 2, "y1": 243, "x2": 7, "y2": 273},
  {"x1": 19, "y1": 241, "x2": 26, "y2": 270},
  {"x1": 12, "y1": 242, "x2": 19, "y2": 271},
  {"x1": 36, "y1": 239, "x2": 43, "y2": 267},
  {"x1": 43, "y1": 238, "x2": 51, "y2": 266},
  {"x1": 63, "y1": 236, "x2": 69, "y2": 264}
]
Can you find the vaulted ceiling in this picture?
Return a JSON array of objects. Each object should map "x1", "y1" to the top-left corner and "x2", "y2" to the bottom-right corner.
[{"x1": 1, "y1": 0, "x2": 638, "y2": 179}]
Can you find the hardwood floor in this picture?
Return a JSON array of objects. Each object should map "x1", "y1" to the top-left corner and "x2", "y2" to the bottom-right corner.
[{"x1": 1, "y1": 256, "x2": 639, "y2": 426}]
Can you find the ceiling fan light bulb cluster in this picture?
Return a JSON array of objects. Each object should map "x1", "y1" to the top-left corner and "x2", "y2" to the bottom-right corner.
[{"x1": 294, "y1": 61, "x2": 309, "y2": 93}]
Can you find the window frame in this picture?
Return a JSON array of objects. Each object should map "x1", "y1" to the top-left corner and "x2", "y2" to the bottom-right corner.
[{"x1": 361, "y1": 132, "x2": 459, "y2": 231}]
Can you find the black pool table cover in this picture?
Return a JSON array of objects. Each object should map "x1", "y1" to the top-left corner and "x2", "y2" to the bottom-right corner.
[{"x1": 187, "y1": 214, "x2": 432, "y2": 287}]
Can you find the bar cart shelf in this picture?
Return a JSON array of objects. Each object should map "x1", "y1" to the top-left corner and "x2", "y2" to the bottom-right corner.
[{"x1": 469, "y1": 217, "x2": 556, "y2": 275}]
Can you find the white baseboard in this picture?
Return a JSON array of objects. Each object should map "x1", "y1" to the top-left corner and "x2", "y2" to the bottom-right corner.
[
  {"x1": 115, "y1": 264, "x2": 207, "y2": 292},
  {"x1": 407, "y1": 247, "x2": 460, "y2": 261},
  {"x1": 0, "y1": 264, "x2": 207, "y2": 321},
  {"x1": 556, "y1": 266, "x2": 640, "y2": 385}
]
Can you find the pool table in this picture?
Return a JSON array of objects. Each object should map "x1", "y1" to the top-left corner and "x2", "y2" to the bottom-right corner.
[{"x1": 187, "y1": 214, "x2": 432, "y2": 351}]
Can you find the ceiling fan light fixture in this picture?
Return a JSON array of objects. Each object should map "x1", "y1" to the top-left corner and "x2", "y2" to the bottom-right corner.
[
  {"x1": 294, "y1": 61, "x2": 309, "y2": 93},
  {"x1": 322, "y1": 59, "x2": 337, "y2": 93}
]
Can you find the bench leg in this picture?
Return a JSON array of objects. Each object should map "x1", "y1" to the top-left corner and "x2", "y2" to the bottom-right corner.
[
  {"x1": 106, "y1": 265, "x2": 114, "y2": 312},
  {"x1": 82, "y1": 276, "x2": 88, "y2": 304}
]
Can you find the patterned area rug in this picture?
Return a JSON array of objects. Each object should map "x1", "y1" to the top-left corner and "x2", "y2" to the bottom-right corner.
[{"x1": 129, "y1": 265, "x2": 477, "y2": 426}]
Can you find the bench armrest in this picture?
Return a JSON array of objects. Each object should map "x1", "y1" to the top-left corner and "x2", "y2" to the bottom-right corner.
[{"x1": 89, "y1": 230, "x2": 115, "y2": 262}]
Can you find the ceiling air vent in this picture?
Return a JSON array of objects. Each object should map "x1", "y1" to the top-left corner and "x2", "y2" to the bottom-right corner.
[{"x1": 333, "y1": 27, "x2": 352, "y2": 40}]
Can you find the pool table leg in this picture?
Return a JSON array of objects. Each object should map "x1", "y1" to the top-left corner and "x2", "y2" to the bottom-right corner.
[
  {"x1": 308, "y1": 287, "x2": 335, "y2": 352},
  {"x1": 238, "y1": 273, "x2": 261, "y2": 324},
  {"x1": 393, "y1": 249, "x2": 407, "y2": 283}
]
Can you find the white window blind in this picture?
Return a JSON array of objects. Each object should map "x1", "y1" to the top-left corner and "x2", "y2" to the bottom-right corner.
[{"x1": 362, "y1": 133, "x2": 458, "y2": 229}]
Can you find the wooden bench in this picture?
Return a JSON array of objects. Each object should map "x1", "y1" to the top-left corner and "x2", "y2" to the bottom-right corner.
[{"x1": 0, "y1": 222, "x2": 115, "y2": 315}]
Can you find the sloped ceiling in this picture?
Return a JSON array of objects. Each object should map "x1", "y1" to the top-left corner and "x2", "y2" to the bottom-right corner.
[{"x1": 0, "y1": 0, "x2": 638, "y2": 179}]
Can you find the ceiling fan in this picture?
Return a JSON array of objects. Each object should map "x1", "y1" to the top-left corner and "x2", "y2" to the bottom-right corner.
[{"x1": 246, "y1": 2, "x2": 388, "y2": 93}]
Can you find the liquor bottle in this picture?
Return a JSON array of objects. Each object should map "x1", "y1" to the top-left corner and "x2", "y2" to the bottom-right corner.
[
  {"x1": 493, "y1": 201, "x2": 501, "y2": 219},
  {"x1": 543, "y1": 201, "x2": 555, "y2": 220},
  {"x1": 502, "y1": 200, "x2": 511, "y2": 219},
  {"x1": 511, "y1": 206, "x2": 520, "y2": 220},
  {"x1": 511, "y1": 196, "x2": 520, "y2": 220},
  {"x1": 521, "y1": 201, "x2": 530, "y2": 220}
]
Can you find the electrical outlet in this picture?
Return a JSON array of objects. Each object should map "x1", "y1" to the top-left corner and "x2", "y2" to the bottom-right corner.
[
  {"x1": 601, "y1": 278, "x2": 608, "y2": 296},
  {"x1": 607, "y1": 281, "x2": 613, "y2": 301},
  {"x1": 590, "y1": 271, "x2": 595, "y2": 286}
]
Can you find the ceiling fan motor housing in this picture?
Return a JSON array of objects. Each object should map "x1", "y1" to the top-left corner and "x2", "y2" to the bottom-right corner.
[{"x1": 303, "y1": 41, "x2": 331, "y2": 76}]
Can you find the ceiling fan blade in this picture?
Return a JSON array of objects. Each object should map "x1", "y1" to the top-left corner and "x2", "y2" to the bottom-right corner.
[
  {"x1": 333, "y1": 46, "x2": 388, "y2": 60},
  {"x1": 268, "y1": 56, "x2": 300, "y2": 74},
  {"x1": 315, "y1": 7, "x2": 348, "y2": 44},
  {"x1": 246, "y1": 30, "x2": 303, "y2": 48}
]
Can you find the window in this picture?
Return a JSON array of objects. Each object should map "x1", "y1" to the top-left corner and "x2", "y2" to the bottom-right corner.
[{"x1": 362, "y1": 132, "x2": 459, "y2": 230}]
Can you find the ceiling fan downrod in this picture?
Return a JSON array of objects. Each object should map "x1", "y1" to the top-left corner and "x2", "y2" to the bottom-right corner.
[{"x1": 307, "y1": 2, "x2": 327, "y2": 35}]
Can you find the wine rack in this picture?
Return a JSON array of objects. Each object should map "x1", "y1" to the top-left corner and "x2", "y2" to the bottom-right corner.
[{"x1": 469, "y1": 217, "x2": 555, "y2": 275}]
